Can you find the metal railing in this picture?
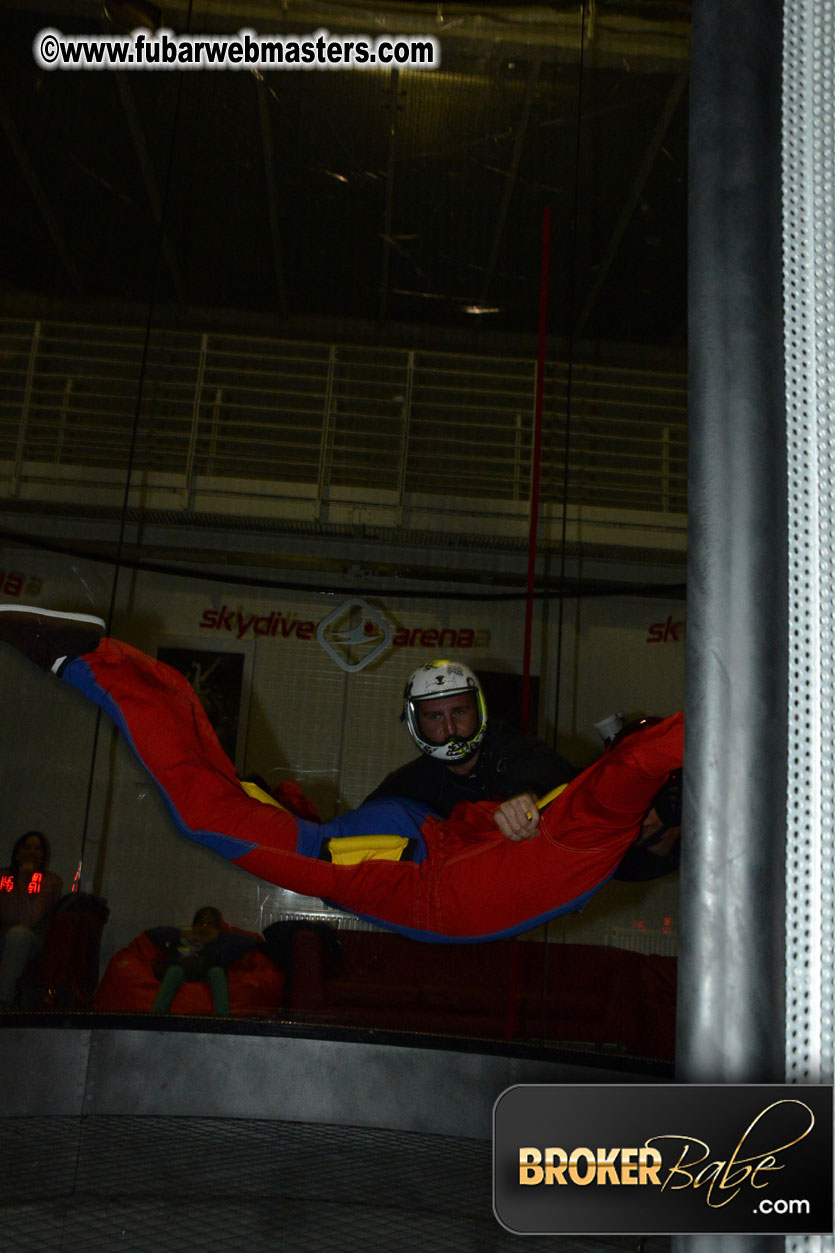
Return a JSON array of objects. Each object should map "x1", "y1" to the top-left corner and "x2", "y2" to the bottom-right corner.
[{"x1": 0, "y1": 318, "x2": 687, "y2": 527}]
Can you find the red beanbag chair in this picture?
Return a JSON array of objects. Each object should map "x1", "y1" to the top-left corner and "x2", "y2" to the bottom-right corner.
[{"x1": 93, "y1": 927, "x2": 284, "y2": 1016}]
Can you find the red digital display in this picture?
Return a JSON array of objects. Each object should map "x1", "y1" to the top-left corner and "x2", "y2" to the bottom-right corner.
[{"x1": 0, "y1": 873, "x2": 41, "y2": 893}]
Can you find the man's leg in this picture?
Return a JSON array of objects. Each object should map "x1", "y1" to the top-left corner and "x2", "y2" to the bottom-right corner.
[
  {"x1": 60, "y1": 639, "x2": 333, "y2": 886},
  {"x1": 206, "y1": 966, "x2": 231, "y2": 1016},
  {"x1": 60, "y1": 637, "x2": 425, "y2": 927},
  {"x1": 541, "y1": 712, "x2": 684, "y2": 850},
  {"x1": 152, "y1": 965, "x2": 186, "y2": 1013},
  {"x1": 0, "y1": 925, "x2": 41, "y2": 1006}
]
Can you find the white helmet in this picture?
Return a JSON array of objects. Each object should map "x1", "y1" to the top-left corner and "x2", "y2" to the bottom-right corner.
[{"x1": 403, "y1": 659, "x2": 487, "y2": 762}]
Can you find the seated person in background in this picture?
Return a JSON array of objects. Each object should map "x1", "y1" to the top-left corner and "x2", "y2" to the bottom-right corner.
[
  {"x1": 366, "y1": 660, "x2": 576, "y2": 841},
  {"x1": 146, "y1": 905, "x2": 259, "y2": 1016},
  {"x1": 0, "y1": 831, "x2": 63, "y2": 1008}
]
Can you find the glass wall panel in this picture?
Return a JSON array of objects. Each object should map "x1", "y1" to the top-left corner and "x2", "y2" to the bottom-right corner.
[{"x1": 0, "y1": 0, "x2": 687, "y2": 1067}]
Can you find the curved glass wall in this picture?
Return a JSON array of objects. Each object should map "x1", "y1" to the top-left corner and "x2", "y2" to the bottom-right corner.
[{"x1": 0, "y1": 0, "x2": 687, "y2": 1067}]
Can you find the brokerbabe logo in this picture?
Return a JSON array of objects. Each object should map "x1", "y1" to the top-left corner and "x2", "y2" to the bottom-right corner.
[{"x1": 494, "y1": 1084, "x2": 833, "y2": 1236}]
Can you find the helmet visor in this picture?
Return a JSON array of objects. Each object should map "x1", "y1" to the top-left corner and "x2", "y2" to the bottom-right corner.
[{"x1": 407, "y1": 688, "x2": 486, "y2": 761}]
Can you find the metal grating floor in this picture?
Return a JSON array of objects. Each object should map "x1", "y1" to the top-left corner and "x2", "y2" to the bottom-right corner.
[{"x1": 0, "y1": 1116, "x2": 673, "y2": 1253}]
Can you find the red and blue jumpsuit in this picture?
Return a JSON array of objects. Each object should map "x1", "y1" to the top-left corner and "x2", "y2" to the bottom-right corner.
[{"x1": 63, "y1": 639, "x2": 684, "y2": 944}]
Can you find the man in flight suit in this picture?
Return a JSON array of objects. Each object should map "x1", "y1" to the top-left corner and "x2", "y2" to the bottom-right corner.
[{"x1": 0, "y1": 606, "x2": 684, "y2": 944}]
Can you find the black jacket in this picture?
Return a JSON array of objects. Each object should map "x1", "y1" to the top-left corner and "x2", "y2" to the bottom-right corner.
[{"x1": 365, "y1": 721, "x2": 576, "y2": 817}]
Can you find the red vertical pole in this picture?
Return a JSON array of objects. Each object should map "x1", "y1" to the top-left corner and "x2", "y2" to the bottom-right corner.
[{"x1": 521, "y1": 205, "x2": 551, "y2": 733}]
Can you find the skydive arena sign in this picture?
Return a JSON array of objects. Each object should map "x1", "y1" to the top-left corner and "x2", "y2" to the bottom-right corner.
[
  {"x1": 198, "y1": 604, "x2": 489, "y2": 649},
  {"x1": 493, "y1": 1084, "x2": 833, "y2": 1235}
]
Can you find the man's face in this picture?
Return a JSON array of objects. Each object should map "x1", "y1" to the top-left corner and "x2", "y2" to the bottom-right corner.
[
  {"x1": 639, "y1": 807, "x2": 681, "y2": 855},
  {"x1": 192, "y1": 909, "x2": 221, "y2": 942},
  {"x1": 416, "y1": 691, "x2": 478, "y2": 746},
  {"x1": 640, "y1": 807, "x2": 662, "y2": 840}
]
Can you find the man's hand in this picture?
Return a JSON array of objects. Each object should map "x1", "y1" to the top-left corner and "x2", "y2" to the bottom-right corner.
[{"x1": 493, "y1": 793, "x2": 540, "y2": 841}]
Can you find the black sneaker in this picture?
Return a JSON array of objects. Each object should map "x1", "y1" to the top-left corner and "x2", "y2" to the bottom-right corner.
[{"x1": 0, "y1": 605, "x2": 105, "y2": 673}]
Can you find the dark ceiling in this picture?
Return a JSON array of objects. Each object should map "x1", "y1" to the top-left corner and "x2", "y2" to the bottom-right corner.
[{"x1": 0, "y1": 0, "x2": 689, "y2": 354}]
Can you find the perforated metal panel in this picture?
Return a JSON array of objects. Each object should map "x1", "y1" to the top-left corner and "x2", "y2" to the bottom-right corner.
[
  {"x1": 782, "y1": 4, "x2": 835, "y2": 1249},
  {"x1": 782, "y1": 0, "x2": 835, "y2": 1080}
]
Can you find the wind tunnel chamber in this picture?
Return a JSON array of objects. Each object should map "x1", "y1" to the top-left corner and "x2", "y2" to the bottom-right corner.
[{"x1": 0, "y1": 1, "x2": 702, "y2": 1249}]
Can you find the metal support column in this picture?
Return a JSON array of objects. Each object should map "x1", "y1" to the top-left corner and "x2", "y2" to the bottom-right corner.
[{"x1": 680, "y1": 0, "x2": 787, "y2": 1122}]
